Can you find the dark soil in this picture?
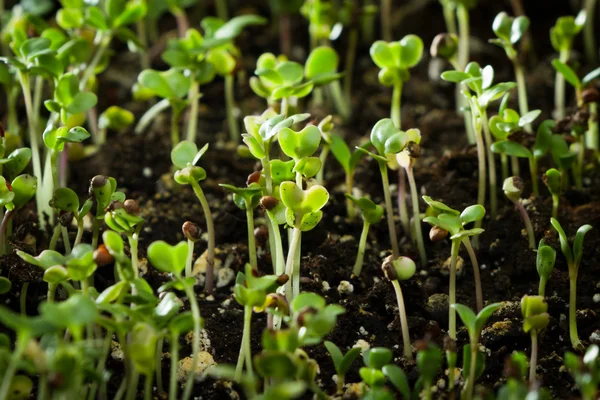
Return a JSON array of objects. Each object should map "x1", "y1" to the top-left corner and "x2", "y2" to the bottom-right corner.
[{"x1": 1, "y1": 1, "x2": 599, "y2": 399}]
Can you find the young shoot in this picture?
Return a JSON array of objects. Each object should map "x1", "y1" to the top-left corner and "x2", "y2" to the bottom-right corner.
[
  {"x1": 89, "y1": 175, "x2": 125, "y2": 249},
  {"x1": 423, "y1": 196, "x2": 486, "y2": 337},
  {"x1": 369, "y1": 34, "x2": 424, "y2": 128},
  {"x1": 382, "y1": 256, "x2": 416, "y2": 361},
  {"x1": 315, "y1": 115, "x2": 334, "y2": 184},
  {"x1": 323, "y1": 341, "x2": 361, "y2": 394},
  {"x1": 305, "y1": 47, "x2": 348, "y2": 120},
  {"x1": 104, "y1": 199, "x2": 144, "y2": 277},
  {"x1": 359, "y1": 347, "x2": 410, "y2": 399},
  {"x1": 415, "y1": 340, "x2": 443, "y2": 400},
  {"x1": 50, "y1": 187, "x2": 93, "y2": 248},
  {"x1": 345, "y1": 195, "x2": 383, "y2": 277},
  {"x1": 503, "y1": 177, "x2": 535, "y2": 249},
  {"x1": 550, "y1": 11, "x2": 587, "y2": 119},
  {"x1": 550, "y1": 218, "x2": 592, "y2": 351},
  {"x1": 453, "y1": 302, "x2": 503, "y2": 400},
  {"x1": 330, "y1": 134, "x2": 369, "y2": 219},
  {"x1": 491, "y1": 117, "x2": 551, "y2": 195},
  {"x1": 396, "y1": 131, "x2": 427, "y2": 265},
  {"x1": 521, "y1": 295, "x2": 550, "y2": 383},
  {"x1": 543, "y1": 168, "x2": 562, "y2": 219},
  {"x1": 171, "y1": 141, "x2": 216, "y2": 294},
  {"x1": 182, "y1": 221, "x2": 202, "y2": 278},
  {"x1": 536, "y1": 239, "x2": 556, "y2": 297},
  {"x1": 97, "y1": 106, "x2": 134, "y2": 146},
  {"x1": 0, "y1": 174, "x2": 37, "y2": 255},
  {"x1": 564, "y1": 345, "x2": 600, "y2": 400}
]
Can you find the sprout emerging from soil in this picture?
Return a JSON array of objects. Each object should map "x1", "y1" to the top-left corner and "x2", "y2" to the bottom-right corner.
[
  {"x1": 416, "y1": 340, "x2": 443, "y2": 400},
  {"x1": 536, "y1": 239, "x2": 556, "y2": 297},
  {"x1": 382, "y1": 255, "x2": 415, "y2": 361},
  {"x1": 359, "y1": 347, "x2": 410, "y2": 398},
  {"x1": 564, "y1": 345, "x2": 600, "y2": 400},
  {"x1": 550, "y1": 218, "x2": 592, "y2": 351},
  {"x1": 543, "y1": 168, "x2": 562, "y2": 219},
  {"x1": 521, "y1": 295, "x2": 550, "y2": 383},
  {"x1": 453, "y1": 302, "x2": 503, "y2": 400},
  {"x1": 503, "y1": 176, "x2": 535, "y2": 249},
  {"x1": 423, "y1": 196, "x2": 486, "y2": 338},
  {"x1": 324, "y1": 341, "x2": 361, "y2": 394},
  {"x1": 346, "y1": 195, "x2": 383, "y2": 277}
]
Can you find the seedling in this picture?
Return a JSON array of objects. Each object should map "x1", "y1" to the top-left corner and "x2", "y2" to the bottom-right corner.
[
  {"x1": 536, "y1": 239, "x2": 556, "y2": 297},
  {"x1": 0, "y1": 174, "x2": 36, "y2": 255},
  {"x1": 324, "y1": 341, "x2": 361, "y2": 393},
  {"x1": 280, "y1": 181, "x2": 329, "y2": 301},
  {"x1": 345, "y1": 195, "x2": 383, "y2": 276},
  {"x1": 358, "y1": 119, "x2": 410, "y2": 258},
  {"x1": 50, "y1": 187, "x2": 93, "y2": 247},
  {"x1": 415, "y1": 341, "x2": 443, "y2": 400},
  {"x1": 396, "y1": 131, "x2": 427, "y2": 265},
  {"x1": 521, "y1": 295, "x2": 550, "y2": 383},
  {"x1": 442, "y1": 63, "x2": 517, "y2": 219},
  {"x1": 89, "y1": 175, "x2": 125, "y2": 249},
  {"x1": 550, "y1": 11, "x2": 586, "y2": 119},
  {"x1": 219, "y1": 183, "x2": 262, "y2": 270},
  {"x1": 423, "y1": 196, "x2": 486, "y2": 337},
  {"x1": 250, "y1": 53, "x2": 314, "y2": 116},
  {"x1": 171, "y1": 141, "x2": 216, "y2": 294},
  {"x1": 105, "y1": 199, "x2": 144, "y2": 276},
  {"x1": 182, "y1": 221, "x2": 201, "y2": 278},
  {"x1": 305, "y1": 46, "x2": 348, "y2": 120},
  {"x1": 147, "y1": 240, "x2": 202, "y2": 400},
  {"x1": 315, "y1": 115, "x2": 334, "y2": 184},
  {"x1": 491, "y1": 117, "x2": 551, "y2": 195},
  {"x1": 550, "y1": 218, "x2": 592, "y2": 351},
  {"x1": 564, "y1": 345, "x2": 600, "y2": 400},
  {"x1": 330, "y1": 134, "x2": 369, "y2": 218},
  {"x1": 503, "y1": 177, "x2": 535, "y2": 249},
  {"x1": 382, "y1": 256, "x2": 416, "y2": 360},
  {"x1": 97, "y1": 106, "x2": 134, "y2": 145},
  {"x1": 234, "y1": 264, "x2": 280, "y2": 381},
  {"x1": 444, "y1": 336, "x2": 458, "y2": 394},
  {"x1": 369, "y1": 34, "x2": 424, "y2": 128},
  {"x1": 490, "y1": 12, "x2": 532, "y2": 131},
  {"x1": 543, "y1": 168, "x2": 562, "y2": 219},
  {"x1": 359, "y1": 347, "x2": 410, "y2": 399},
  {"x1": 497, "y1": 352, "x2": 529, "y2": 399},
  {"x1": 453, "y1": 302, "x2": 503, "y2": 400}
]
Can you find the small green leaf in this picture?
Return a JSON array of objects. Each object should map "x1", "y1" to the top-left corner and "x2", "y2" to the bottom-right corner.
[
  {"x1": 382, "y1": 365, "x2": 410, "y2": 398},
  {"x1": 459, "y1": 204, "x2": 486, "y2": 225},
  {"x1": 147, "y1": 241, "x2": 189, "y2": 275},
  {"x1": 491, "y1": 141, "x2": 532, "y2": 159},
  {"x1": 552, "y1": 59, "x2": 580, "y2": 89},
  {"x1": 452, "y1": 303, "x2": 477, "y2": 339}
]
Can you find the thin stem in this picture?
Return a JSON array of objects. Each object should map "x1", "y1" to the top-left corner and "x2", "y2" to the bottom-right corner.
[
  {"x1": 20, "y1": 283, "x2": 28, "y2": 315},
  {"x1": 168, "y1": 332, "x2": 180, "y2": 399},
  {"x1": 511, "y1": 155, "x2": 520, "y2": 177},
  {"x1": 530, "y1": 158, "x2": 539, "y2": 196},
  {"x1": 32, "y1": 77, "x2": 43, "y2": 129},
  {"x1": 190, "y1": 180, "x2": 215, "y2": 294},
  {"x1": 128, "y1": 232, "x2": 139, "y2": 279},
  {"x1": 185, "y1": 238, "x2": 194, "y2": 277},
  {"x1": 568, "y1": 274, "x2": 583, "y2": 351},
  {"x1": 501, "y1": 153, "x2": 509, "y2": 181},
  {"x1": 284, "y1": 227, "x2": 302, "y2": 303},
  {"x1": 575, "y1": 135, "x2": 584, "y2": 190},
  {"x1": 391, "y1": 280, "x2": 413, "y2": 361},
  {"x1": 182, "y1": 282, "x2": 202, "y2": 400},
  {"x1": 392, "y1": 81, "x2": 402, "y2": 128},
  {"x1": 0, "y1": 335, "x2": 28, "y2": 400},
  {"x1": 136, "y1": 19, "x2": 150, "y2": 70},
  {"x1": 243, "y1": 306, "x2": 254, "y2": 381},
  {"x1": 81, "y1": 34, "x2": 111, "y2": 90},
  {"x1": 462, "y1": 238, "x2": 483, "y2": 311},
  {"x1": 343, "y1": 28, "x2": 358, "y2": 108},
  {"x1": 448, "y1": 240, "x2": 460, "y2": 339},
  {"x1": 529, "y1": 330, "x2": 538, "y2": 383},
  {"x1": 215, "y1": 0, "x2": 228, "y2": 20},
  {"x1": 225, "y1": 74, "x2": 239, "y2": 142},
  {"x1": 135, "y1": 98, "x2": 171, "y2": 134},
  {"x1": 154, "y1": 337, "x2": 163, "y2": 394},
  {"x1": 442, "y1": 2, "x2": 457, "y2": 34},
  {"x1": 584, "y1": 0, "x2": 598, "y2": 65},
  {"x1": 513, "y1": 60, "x2": 531, "y2": 132},
  {"x1": 172, "y1": 7, "x2": 189, "y2": 37},
  {"x1": 61, "y1": 226, "x2": 71, "y2": 255},
  {"x1": 144, "y1": 374, "x2": 153, "y2": 400},
  {"x1": 92, "y1": 218, "x2": 100, "y2": 249},
  {"x1": 406, "y1": 166, "x2": 426, "y2": 266},
  {"x1": 316, "y1": 144, "x2": 329, "y2": 184},
  {"x1": 49, "y1": 225, "x2": 61, "y2": 251},
  {"x1": 329, "y1": 80, "x2": 349, "y2": 121},
  {"x1": 170, "y1": 106, "x2": 181, "y2": 149},
  {"x1": 464, "y1": 342, "x2": 477, "y2": 400},
  {"x1": 586, "y1": 102, "x2": 598, "y2": 153},
  {"x1": 513, "y1": 199, "x2": 535, "y2": 249},
  {"x1": 457, "y1": 4, "x2": 470, "y2": 71},
  {"x1": 0, "y1": 209, "x2": 13, "y2": 256},
  {"x1": 47, "y1": 283, "x2": 56, "y2": 302},
  {"x1": 74, "y1": 218, "x2": 84, "y2": 246},
  {"x1": 480, "y1": 110, "x2": 497, "y2": 218},
  {"x1": 280, "y1": 97, "x2": 289, "y2": 117},
  {"x1": 555, "y1": 49, "x2": 569, "y2": 120},
  {"x1": 186, "y1": 80, "x2": 200, "y2": 142},
  {"x1": 379, "y1": 163, "x2": 400, "y2": 259},
  {"x1": 551, "y1": 195, "x2": 559, "y2": 220},
  {"x1": 470, "y1": 102, "x2": 486, "y2": 248},
  {"x1": 538, "y1": 277, "x2": 547, "y2": 297},
  {"x1": 398, "y1": 168, "x2": 410, "y2": 237},
  {"x1": 352, "y1": 222, "x2": 370, "y2": 276},
  {"x1": 345, "y1": 173, "x2": 356, "y2": 219},
  {"x1": 268, "y1": 213, "x2": 285, "y2": 276},
  {"x1": 124, "y1": 369, "x2": 139, "y2": 400},
  {"x1": 246, "y1": 204, "x2": 257, "y2": 270},
  {"x1": 381, "y1": 0, "x2": 392, "y2": 41}
]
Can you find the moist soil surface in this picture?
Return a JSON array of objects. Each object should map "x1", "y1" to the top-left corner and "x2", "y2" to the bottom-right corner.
[{"x1": 1, "y1": 1, "x2": 600, "y2": 399}]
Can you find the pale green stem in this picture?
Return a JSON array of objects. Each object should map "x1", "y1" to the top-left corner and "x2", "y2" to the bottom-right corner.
[
  {"x1": 398, "y1": 167, "x2": 410, "y2": 237},
  {"x1": 128, "y1": 232, "x2": 139, "y2": 279},
  {"x1": 169, "y1": 332, "x2": 179, "y2": 399},
  {"x1": 47, "y1": 283, "x2": 56, "y2": 302},
  {"x1": 235, "y1": 305, "x2": 254, "y2": 382},
  {"x1": 512, "y1": 199, "x2": 535, "y2": 249},
  {"x1": 464, "y1": 341, "x2": 477, "y2": 400},
  {"x1": 448, "y1": 240, "x2": 460, "y2": 339},
  {"x1": 185, "y1": 238, "x2": 194, "y2": 277},
  {"x1": 551, "y1": 194, "x2": 559, "y2": 220},
  {"x1": 155, "y1": 339, "x2": 163, "y2": 394},
  {"x1": 92, "y1": 218, "x2": 100, "y2": 249},
  {"x1": 586, "y1": 102, "x2": 598, "y2": 151},
  {"x1": 280, "y1": 97, "x2": 289, "y2": 117},
  {"x1": 501, "y1": 153, "x2": 509, "y2": 181},
  {"x1": 470, "y1": 103, "x2": 486, "y2": 247},
  {"x1": 555, "y1": 49, "x2": 569, "y2": 120},
  {"x1": 575, "y1": 135, "x2": 584, "y2": 190},
  {"x1": 135, "y1": 98, "x2": 170, "y2": 134},
  {"x1": 392, "y1": 81, "x2": 402, "y2": 128},
  {"x1": 406, "y1": 165, "x2": 426, "y2": 266},
  {"x1": 0, "y1": 335, "x2": 28, "y2": 400},
  {"x1": 381, "y1": 0, "x2": 392, "y2": 41},
  {"x1": 538, "y1": 277, "x2": 547, "y2": 297},
  {"x1": 216, "y1": 0, "x2": 228, "y2": 20},
  {"x1": 511, "y1": 156, "x2": 521, "y2": 177},
  {"x1": 225, "y1": 74, "x2": 239, "y2": 142},
  {"x1": 136, "y1": 19, "x2": 150, "y2": 70},
  {"x1": 462, "y1": 238, "x2": 483, "y2": 311},
  {"x1": 379, "y1": 163, "x2": 400, "y2": 258},
  {"x1": 49, "y1": 226, "x2": 61, "y2": 251},
  {"x1": 480, "y1": 110, "x2": 497, "y2": 218},
  {"x1": 346, "y1": 173, "x2": 357, "y2": 219},
  {"x1": 170, "y1": 106, "x2": 182, "y2": 149},
  {"x1": 316, "y1": 144, "x2": 329, "y2": 184},
  {"x1": 584, "y1": 0, "x2": 598, "y2": 65},
  {"x1": 246, "y1": 203, "x2": 257, "y2": 270},
  {"x1": 124, "y1": 369, "x2": 139, "y2": 400},
  {"x1": 391, "y1": 280, "x2": 413, "y2": 361},
  {"x1": 513, "y1": 60, "x2": 531, "y2": 132},
  {"x1": 181, "y1": 282, "x2": 202, "y2": 400},
  {"x1": 61, "y1": 226, "x2": 71, "y2": 255},
  {"x1": 329, "y1": 80, "x2": 349, "y2": 121},
  {"x1": 344, "y1": 28, "x2": 358, "y2": 107},
  {"x1": 190, "y1": 180, "x2": 215, "y2": 294},
  {"x1": 186, "y1": 80, "x2": 200, "y2": 142},
  {"x1": 569, "y1": 273, "x2": 583, "y2": 351},
  {"x1": 529, "y1": 330, "x2": 538, "y2": 383},
  {"x1": 80, "y1": 34, "x2": 112, "y2": 90},
  {"x1": 20, "y1": 283, "x2": 28, "y2": 315},
  {"x1": 144, "y1": 374, "x2": 153, "y2": 400},
  {"x1": 352, "y1": 221, "x2": 370, "y2": 276},
  {"x1": 442, "y1": 2, "x2": 457, "y2": 35},
  {"x1": 284, "y1": 227, "x2": 302, "y2": 304},
  {"x1": 74, "y1": 218, "x2": 84, "y2": 247},
  {"x1": 457, "y1": 5, "x2": 470, "y2": 71},
  {"x1": 268, "y1": 213, "x2": 285, "y2": 276},
  {"x1": 32, "y1": 77, "x2": 43, "y2": 129}
]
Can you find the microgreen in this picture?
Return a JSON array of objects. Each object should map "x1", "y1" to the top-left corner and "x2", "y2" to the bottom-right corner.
[
  {"x1": 536, "y1": 239, "x2": 556, "y2": 297},
  {"x1": 171, "y1": 140, "x2": 216, "y2": 294},
  {"x1": 543, "y1": 168, "x2": 562, "y2": 219},
  {"x1": 521, "y1": 295, "x2": 550, "y2": 383},
  {"x1": 381, "y1": 256, "x2": 416, "y2": 361},
  {"x1": 330, "y1": 133, "x2": 369, "y2": 218},
  {"x1": 415, "y1": 341, "x2": 443, "y2": 399},
  {"x1": 345, "y1": 195, "x2": 383, "y2": 276},
  {"x1": 550, "y1": 218, "x2": 592, "y2": 351},
  {"x1": 550, "y1": 10, "x2": 587, "y2": 119},
  {"x1": 324, "y1": 341, "x2": 361, "y2": 393},
  {"x1": 50, "y1": 187, "x2": 92, "y2": 247},
  {"x1": 97, "y1": 106, "x2": 134, "y2": 145},
  {"x1": 502, "y1": 177, "x2": 535, "y2": 249},
  {"x1": 89, "y1": 175, "x2": 124, "y2": 249},
  {"x1": 453, "y1": 302, "x2": 503, "y2": 400},
  {"x1": 359, "y1": 347, "x2": 410, "y2": 399},
  {"x1": 0, "y1": 173, "x2": 36, "y2": 255},
  {"x1": 491, "y1": 117, "x2": 551, "y2": 195},
  {"x1": 564, "y1": 345, "x2": 600, "y2": 400},
  {"x1": 105, "y1": 199, "x2": 144, "y2": 277},
  {"x1": 370, "y1": 35, "x2": 424, "y2": 128},
  {"x1": 423, "y1": 196, "x2": 486, "y2": 338},
  {"x1": 305, "y1": 46, "x2": 348, "y2": 120},
  {"x1": 315, "y1": 115, "x2": 333, "y2": 184}
]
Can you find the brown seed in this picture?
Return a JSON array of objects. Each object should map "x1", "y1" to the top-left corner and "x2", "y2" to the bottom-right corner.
[
  {"x1": 429, "y1": 226, "x2": 448, "y2": 242},
  {"x1": 90, "y1": 175, "x2": 108, "y2": 189},
  {"x1": 107, "y1": 200, "x2": 123, "y2": 212},
  {"x1": 94, "y1": 244, "x2": 113, "y2": 266},
  {"x1": 443, "y1": 336, "x2": 457, "y2": 352},
  {"x1": 182, "y1": 221, "x2": 201, "y2": 242},
  {"x1": 254, "y1": 225, "x2": 269, "y2": 247},
  {"x1": 582, "y1": 88, "x2": 600, "y2": 103},
  {"x1": 58, "y1": 211, "x2": 74, "y2": 227},
  {"x1": 276, "y1": 273, "x2": 289, "y2": 285},
  {"x1": 414, "y1": 339, "x2": 429, "y2": 352},
  {"x1": 406, "y1": 141, "x2": 421, "y2": 159},
  {"x1": 260, "y1": 196, "x2": 279, "y2": 211},
  {"x1": 381, "y1": 255, "x2": 397, "y2": 281},
  {"x1": 247, "y1": 171, "x2": 262, "y2": 186},
  {"x1": 123, "y1": 199, "x2": 140, "y2": 215}
]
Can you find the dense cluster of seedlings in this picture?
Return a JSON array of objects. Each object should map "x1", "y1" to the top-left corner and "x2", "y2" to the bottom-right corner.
[{"x1": 0, "y1": 1, "x2": 599, "y2": 400}]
